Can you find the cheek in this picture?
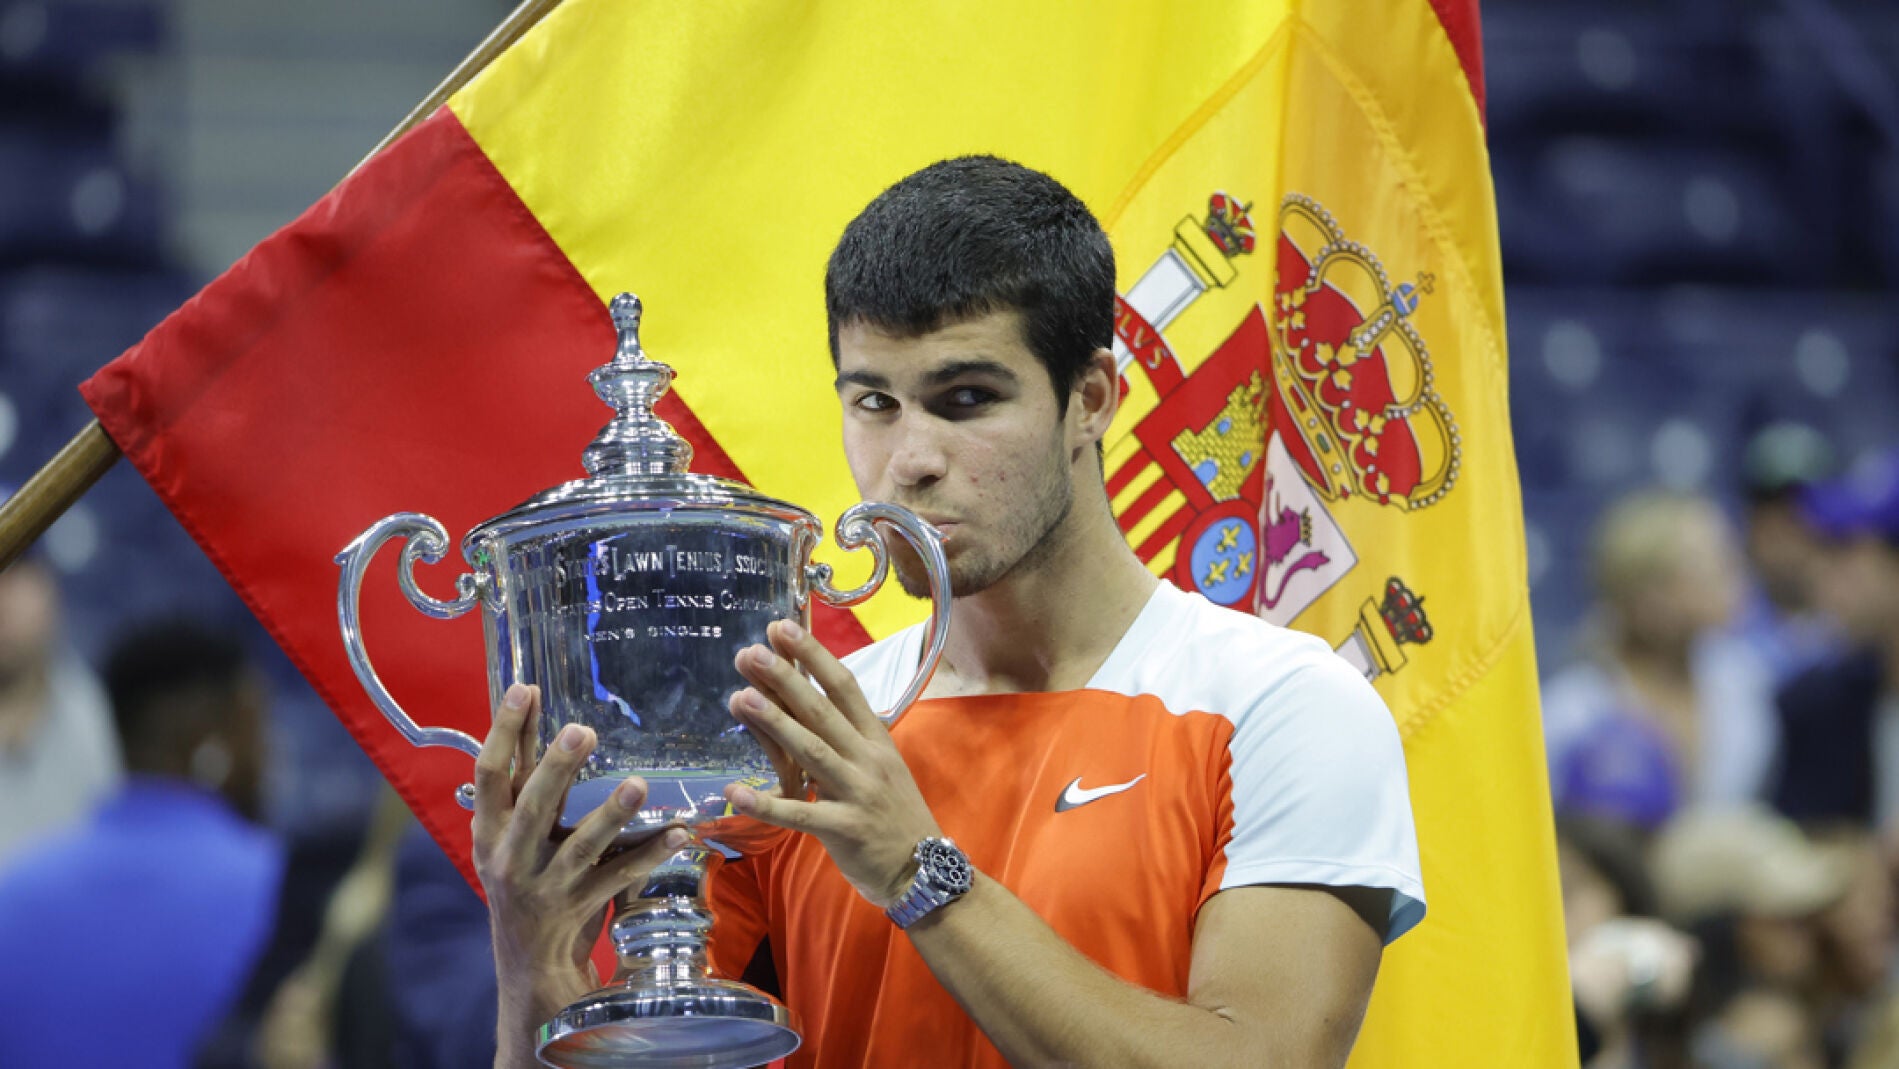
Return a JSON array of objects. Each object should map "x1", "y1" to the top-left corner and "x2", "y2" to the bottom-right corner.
[{"x1": 840, "y1": 427, "x2": 885, "y2": 492}]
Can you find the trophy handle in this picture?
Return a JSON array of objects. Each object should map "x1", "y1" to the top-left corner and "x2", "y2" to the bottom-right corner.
[
  {"x1": 807, "y1": 501, "x2": 950, "y2": 725},
  {"x1": 335, "y1": 512, "x2": 485, "y2": 759}
]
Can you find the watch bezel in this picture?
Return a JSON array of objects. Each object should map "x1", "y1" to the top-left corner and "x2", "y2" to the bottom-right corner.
[{"x1": 915, "y1": 837, "x2": 974, "y2": 896}]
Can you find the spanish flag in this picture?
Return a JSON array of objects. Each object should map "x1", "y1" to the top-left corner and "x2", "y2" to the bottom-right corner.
[{"x1": 79, "y1": 1, "x2": 1573, "y2": 1062}]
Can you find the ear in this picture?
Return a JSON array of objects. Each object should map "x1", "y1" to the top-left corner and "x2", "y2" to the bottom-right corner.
[{"x1": 1068, "y1": 348, "x2": 1120, "y2": 456}]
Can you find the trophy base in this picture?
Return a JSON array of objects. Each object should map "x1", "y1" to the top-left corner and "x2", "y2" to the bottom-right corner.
[{"x1": 537, "y1": 977, "x2": 800, "y2": 1069}]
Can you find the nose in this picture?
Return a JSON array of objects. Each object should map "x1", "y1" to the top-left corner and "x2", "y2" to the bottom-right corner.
[{"x1": 887, "y1": 414, "x2": 949, "y2": 490}]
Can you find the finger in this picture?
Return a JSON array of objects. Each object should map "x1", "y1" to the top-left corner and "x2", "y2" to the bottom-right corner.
[
  {"x1": 576, "y1": 826, "x2": 695, "y2": 902},
  {"x1": 473, "y1": 683, "x2": 534, "y2": 843},
  {"x1": 511, "y1": 685, "x2": 541, "y2": 797},
  {"x1": 503, "y1": 721, "x2": 595, "y2": 865},
  {"x1": 733, "y1": 696, "x2": 808, "y2": 801},
  {"x1": 723, "y1": 781, "x2": 829, "y2": 835},
  {"x1": 730, "y1": 685, "x2": 851, "y2": 790},
  {"x1": 547, "y1": 775, "x2": 649, "y2": 883},
  {"x1": 737, "y1": 638, "x2": 861, "y2": 753},
  {"x1": 770, "y1": 619, "x2": 883, "y2": 736}
]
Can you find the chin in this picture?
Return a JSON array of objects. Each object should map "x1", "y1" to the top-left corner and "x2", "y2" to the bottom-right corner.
[{"x1": 892, "y1": 545, "x2": 994, "y2": 600}]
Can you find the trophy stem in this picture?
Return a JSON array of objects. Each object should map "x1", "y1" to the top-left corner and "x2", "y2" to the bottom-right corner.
[
  {"x1": 538, "y1": 840, "x2": 800, "y2": 1069},
  {"x1": 610, "y1": 844, "x2": 718, "y2": 987}
]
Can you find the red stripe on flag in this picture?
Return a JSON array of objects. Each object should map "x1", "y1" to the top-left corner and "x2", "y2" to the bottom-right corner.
[
  {"x1": 1115, "y1": 473, "x2": 1175, "y2": 536},
  {"x1": 1136, "y1": 507, "x2": 1194, "y2": 563},
  {"x1": 1426, "y1": 0, "x2": 1485, "y2": 119},
  {"x1": 80, "y1": 107, "x2": 869, "y2": 897},
  {"x1": 1104, "y1": 451, "x2": 1149, "y2": 499}
]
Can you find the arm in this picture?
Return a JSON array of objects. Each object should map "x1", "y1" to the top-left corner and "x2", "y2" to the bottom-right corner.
[
  {"x1": 725, "y1": 620, "x2": 1386, "y2": 1068},
  {"x1": 905, "y1": 875, "x2": 1382, "y2": 1068},
  {"x1": 469, "y1": 683, "x2": 689, "y2": 1069}
]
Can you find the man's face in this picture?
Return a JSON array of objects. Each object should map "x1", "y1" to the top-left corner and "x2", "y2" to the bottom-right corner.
[
  {"x1": 1745, "y1": 500, "x2": 1824, "y2": 614},
  {"x1": 1810, "y1": 535, "x2": 1899, "y2": 646},
  {"x1": 834, "y1": 310, "x2": 1077, "y2": 597}
]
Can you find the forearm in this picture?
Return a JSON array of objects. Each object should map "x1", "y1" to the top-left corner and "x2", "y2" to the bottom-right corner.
[{"x1": 906, "y1": 873, "x2": 1254, "y2": 1069}]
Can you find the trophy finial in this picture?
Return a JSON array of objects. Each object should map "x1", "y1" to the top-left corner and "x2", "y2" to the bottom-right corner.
[
  {"x1": 584, "y1": 292, "x2": 694, "y2": 478},
  {"x1": 610, "y1": 293, "x2": 644, "y2": 358}
]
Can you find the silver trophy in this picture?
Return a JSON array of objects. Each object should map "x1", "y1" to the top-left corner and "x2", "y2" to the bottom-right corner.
[{"x1": 335, "y1": 293, "x2": 950, "y2": 1068}]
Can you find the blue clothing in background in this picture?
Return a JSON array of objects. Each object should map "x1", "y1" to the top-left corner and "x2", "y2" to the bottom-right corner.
[
  {"x1": 382, "y1": 823, "x2": 498, "y2": 1069},
  {"x1": 1728, "y1": 588, "x2": 1842, "y2": 688},
  {"x1": 0, "y1": 778, "x2": 283, "y2": 1069},
  {"x1": 1542, "y1": 635, "x2": 1779, "y2": 828}
]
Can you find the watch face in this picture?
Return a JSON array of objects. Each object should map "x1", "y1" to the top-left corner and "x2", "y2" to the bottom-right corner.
[{"x1": 920, "y1": 838, "x2": 974, "y2": 895}]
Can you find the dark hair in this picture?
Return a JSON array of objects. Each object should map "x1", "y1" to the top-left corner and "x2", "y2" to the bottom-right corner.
[
  {"x1": 825, "y1": 155, "x2": 1116, "y2": 401},
  {"x1": 104, "y1": 619, "x2": 251, "y2": 746}
]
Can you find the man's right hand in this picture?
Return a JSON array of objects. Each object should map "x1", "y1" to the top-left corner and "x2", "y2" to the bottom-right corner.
[{"x1": 472, "y1": 682, "x2": 688, "y2": 1067}]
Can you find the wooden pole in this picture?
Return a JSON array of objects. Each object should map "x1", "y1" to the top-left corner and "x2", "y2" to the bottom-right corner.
[{"x1": 0, "y1": 0, "x2": 566, "y2": 572}]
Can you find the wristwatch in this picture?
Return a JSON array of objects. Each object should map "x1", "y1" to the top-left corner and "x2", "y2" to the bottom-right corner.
[{"x1": 885, "y1": 836, "x2": 973, "y2": 929}]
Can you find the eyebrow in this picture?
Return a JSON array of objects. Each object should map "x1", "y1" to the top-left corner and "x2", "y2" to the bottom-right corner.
[{"x1": 833, "y1": 358, "x2": 1020, "y2": 392}]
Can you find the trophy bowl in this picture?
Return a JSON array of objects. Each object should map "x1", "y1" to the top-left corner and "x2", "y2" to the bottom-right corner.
[{"x1": 335, "y1": 293, "x2": 950, "y2": 1068}]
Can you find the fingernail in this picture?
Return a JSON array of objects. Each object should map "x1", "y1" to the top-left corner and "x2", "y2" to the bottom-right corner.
[
  {"x1": 664, "y1": 828, "x2": 690, "y2": 848},
  {"x1": 503, "y1": 683, "x2": 529, "y2": 711},
  {"x1": 614, "y1": 778, "x2": 643, "y2": 807},
  {"x1": 557, "y1": 724, "x2": 585, "y2": 752},
  {"x1": 781, "y1": 620, "x2": 805, "y2": 643}
]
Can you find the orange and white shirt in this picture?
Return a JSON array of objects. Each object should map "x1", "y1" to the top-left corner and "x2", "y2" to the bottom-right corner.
[{"x1": 707, "y1": 581, "x2": 1423, "y2": 1069}]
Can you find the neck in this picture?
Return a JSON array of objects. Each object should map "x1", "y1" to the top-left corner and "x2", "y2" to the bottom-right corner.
[
  {"x1": 0, "y1": 659, "x2": 51, "y2": 753},
  {"x1": 1612, "y1": 629, "x2": 1695, "y2": 684},
  {"x1": 932, "y1": 485, "x2": 1157, "y2": 696}
]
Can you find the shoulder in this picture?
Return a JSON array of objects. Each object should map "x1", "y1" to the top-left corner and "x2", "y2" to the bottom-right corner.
[
  {"x1": 842, "y1": 624, "x2": 924, "y2": 712},
  {"x1": 1539, "y1": 660, "x2": 1620, "y2": 747},
  {"x1": 1093, "y1": 582, "x2": 1390, "y2": 739},
  {"x1": 1779, "y1": 650, "x2": 1884, "y2": 720}
]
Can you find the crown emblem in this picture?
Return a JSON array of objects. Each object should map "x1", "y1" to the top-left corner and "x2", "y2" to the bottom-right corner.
[
  {"x1": 1269, "y1": 195, "x2": 1459, "y2": 510},
  {"x1": 1203, "y1": 191, "x2": 1256, "y2": 257}
]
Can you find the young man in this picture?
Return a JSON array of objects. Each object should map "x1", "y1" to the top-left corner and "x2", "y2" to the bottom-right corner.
[
  {"x1": 1771, "y1": 447, "x2": 1899, "y2": 827},
  {"x1": 475, "y1": 156, "x2": 1423, "y2": 1068}
]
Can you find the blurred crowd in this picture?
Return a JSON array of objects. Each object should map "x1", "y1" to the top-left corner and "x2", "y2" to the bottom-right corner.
[{"x1": 1549, "y1": 428, "x2": 1899, "y2": 1069}]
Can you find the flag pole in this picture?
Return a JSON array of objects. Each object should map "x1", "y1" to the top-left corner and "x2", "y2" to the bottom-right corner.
[{"x1": 0, "y1": 0, "x2": 566, "y2": 572}]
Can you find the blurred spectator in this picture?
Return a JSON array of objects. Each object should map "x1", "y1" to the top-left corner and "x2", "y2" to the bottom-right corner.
[
  {"x1": 381, "y1": 821, "x2": 500, "y2": 1068},
  {"x1": 1770, "y1": 447, "x2": 1899, "y2": 829},
  {"x1": 1559, "y1": 815, "x2": 1697, "y2": 1068},
  {"x1": 1543, "y1": 491, "x2": 1777, "y2": 828},
  {"x1": 0, "y1": 620, "x2": 282, "y2": 1069},
  {"x1": 1734, "y1": 424, "x2": 1844, "y2": 684},
  {"x1": 0, "y1": 553, "x2": 120, "y2": 868},
  {"x1": 251, "y1": 785, "x2": 408, "y2": 1069},
  {"x1": 1650, "y1": 806, "x2": 1856, "y2": 1069}
]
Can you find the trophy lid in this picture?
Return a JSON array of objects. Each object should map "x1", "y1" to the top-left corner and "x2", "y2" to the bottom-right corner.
[{"x1": 467, "y1": 293, "x2": 817, "y2": 544}]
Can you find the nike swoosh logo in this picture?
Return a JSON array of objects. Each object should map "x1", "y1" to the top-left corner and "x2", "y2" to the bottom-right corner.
[{"x1": 1055, "y1": 774, "x2": 1147, "y2": 813}]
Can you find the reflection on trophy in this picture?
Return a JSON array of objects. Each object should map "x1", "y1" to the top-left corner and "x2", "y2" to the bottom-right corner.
[{"x1": 335, "y1": 293, "x2": 951, "y2": 1067}]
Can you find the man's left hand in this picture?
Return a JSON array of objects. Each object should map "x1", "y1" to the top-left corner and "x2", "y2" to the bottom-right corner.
[{"x1": 722, "y1": 619, "x2": 942, "y2": 908}]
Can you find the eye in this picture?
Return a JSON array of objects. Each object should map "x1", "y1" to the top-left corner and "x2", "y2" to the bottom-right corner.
[
  {"x1": 942, "y1": 386, "x2": 997, "y2": 411},
  {"x1": 852, "y1": 391, "x2": 895, "y2": 413}
]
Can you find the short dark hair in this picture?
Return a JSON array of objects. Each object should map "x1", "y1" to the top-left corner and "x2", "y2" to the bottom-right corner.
[
  {"x1": 825, "y1": 155, "x2": 1116, "y2": 400},
  {"x1": 104, "y1": 619, "x2": 250, "y2": 748}
]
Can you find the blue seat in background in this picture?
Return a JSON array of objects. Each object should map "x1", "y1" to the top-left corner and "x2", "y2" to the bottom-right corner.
[
  {"x1": 0, "y1": 124, "x2": 164, "y2": 269},
  {"x1": 0, "y1": 0, "x2": 164, "y2": 89}
]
